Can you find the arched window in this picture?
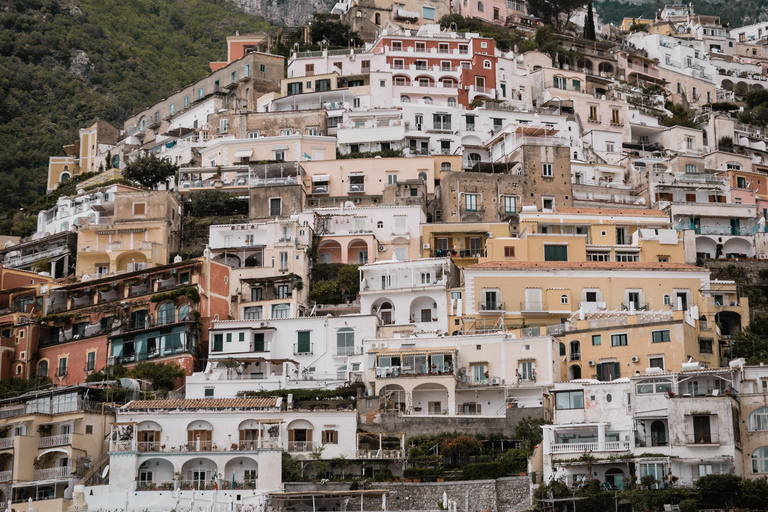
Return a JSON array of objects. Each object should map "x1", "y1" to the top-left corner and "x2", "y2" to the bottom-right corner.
[
  {"x1": 753, "y1": 447, "x2": 768, "y2": 473},
  {"x1": 140, "y1": 117, "x2": 147, "y2": 131},
  {"x1": 651, "y1": 420, "x2": 668, "y2": 446},
  {"x1": 483, "y1": 60, "x2": 492, "y2": 69},
  {"x1": 377, "y1": 221, "x2": 384, "y2": 228},
  {"x1": 448, "y1": 97, "x2": 457, "y2": 107},
  {"x1": 422, "y1": 96, "x2": 433, "y2": 104},
  {"x1": 468, "y1": 153, "x2": 481, "y2": 166},
  {"x1": 441, "y1": 162, "x2": 451, "y2": 172},
  {"x1": 569, "y1": 341, "x2": 580, "y2": 358},
  {"x1": 16, "y1": 365, "x2": 22, "y2": 375},
  {"x1": 157, "y1": 302, "x2": 175, "y2": 326},
  {"x1": 179, "y1": 304, "x2": 191, "y2": 322},
  {"x1": 751, "y1": 408, "x2": 768, "y2": 431},
  {"x1": 37, "y1": 360, "x2": 48, "y2": 378},
  {"x1": 477, "y1": 1, "x2": 484, "y2": 11},
  {"x1": 400, "y1": 95, "x2": 411, "y2": 103},
  {"x1": 561, "y1": 295, "x2": 569, "y2": 304},
  {"x1": 559, "y1": 342, "x2": 566, "y2": 356},
  {"x1": 375, "y1": 13, "x2": 381, "y2": 24},
  {"x1": 663, "y1": 294, "x2": 672, "y2": 306},
  {"x1": 60, "y1": 172, "x2": 71, "y2": 184},
  {"x1": 418, "y1": 171, "x2": 428, "y2": 182}
]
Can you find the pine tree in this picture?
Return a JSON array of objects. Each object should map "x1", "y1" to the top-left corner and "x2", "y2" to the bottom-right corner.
[{"x1": 584, "y1": 2, "x2": 597, "y2": 40}]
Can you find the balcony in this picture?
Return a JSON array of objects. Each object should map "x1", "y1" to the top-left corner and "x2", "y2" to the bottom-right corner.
[
  {"x1": 356, "y1": 449, "x2": 404, "y2": 459},
  {"x1": 39, "y1": 433, "x2": 72, "y2": 448},
  {"x1": 0, "y1": 438, "x2": 12, "y2": 450},
  {"x1": 550, "y1": 441, "x2": 630, "y2": 454},
  {"x1": 0, "y1": 470, "x2": 11, "y2": 482},
  {"x1": 288, "y1": 441, "x2": 314, "y2": 452},
  {"x1": 520, "y1": 301, "x2": 549, "y2": 313},
  {"x1": 686, "y1": 433, "x2": 720, "y2": 445},
  {"x1": 570, "y1": 353, "x2": 581, "y2": 361},
  {"x1": 348, "y1": 183, "x2": 365, "y2": 193},
  {"x1": 34, "y1": 466, "x2": 72, "y2": 480},
  {"x1": 621, "y1": 302, "x2": 647, "y2": 311},
  {"x1": 311, "y1": 184, "x2": 329, "y2": 195},
  {"x1": 478, "y1": 301, "x2": 505, "y2": 312},
  {"x1": 294, "y1": 343, "x2": 313, "y2": 355}
]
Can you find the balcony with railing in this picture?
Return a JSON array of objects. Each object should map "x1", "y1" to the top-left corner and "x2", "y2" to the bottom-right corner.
[
  {"x1": 288, "y1": 441, "x2": 315, "y2": 452},
  {"x1": 478, "y1": 301, "x2": 505, "y2": 312},
  {"x1": 39, "y1": 433, "x2": 72, "y2": 448},
  {"x1": 34, "y1": 465, "x2": 73, "y2": 480},
  {"x1": 293, "y1": 343, "x2": 314, "y2": 355},
  {"x1": 549, "y1": 440, "x2": 630, "y2": 454},
  {"x1": 685, "y1": 433, "x2": 720, "y2": 445},
  {"x1": 356, "y1": 449, "x2": 404, "y2": 459},
  {"x1": 0, "y1": 470, "x2": 11, "y2": 482},
  {"x1": 0, "y1": 438, "x2": 12, "y2": 450},
  {"x1": 520, "y1": 301, "x2": 549, "y2": 313}
]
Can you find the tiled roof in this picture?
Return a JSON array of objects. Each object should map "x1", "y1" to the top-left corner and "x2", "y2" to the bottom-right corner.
[
  {"x1": 549, "y1": 207, "x2": 669, "y2": 217},
  {"x1": 466, "y1": 261, "x2": 703, "y2": 271},
  {"x1": 123, "y1": 397, "x2": 278, "y2": 410}
]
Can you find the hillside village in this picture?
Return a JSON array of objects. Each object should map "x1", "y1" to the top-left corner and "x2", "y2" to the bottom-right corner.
[{"x1": 7, "y1": 1, "x2": 768, "y2": 511}]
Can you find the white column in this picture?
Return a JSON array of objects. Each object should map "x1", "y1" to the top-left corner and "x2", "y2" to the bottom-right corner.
[{"x1": 597, "y1": 424, "x2": 606, "y2": 451}]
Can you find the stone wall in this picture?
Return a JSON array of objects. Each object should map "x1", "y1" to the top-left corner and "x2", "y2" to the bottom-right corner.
[{"x1": 284, "y1": 477, "x2": 531, "y2": 512}]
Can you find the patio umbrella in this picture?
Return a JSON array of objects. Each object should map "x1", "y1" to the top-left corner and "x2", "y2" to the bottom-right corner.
[
  {"x1": 443, "y1": 492, "x2": 448, "y2": 510},
  {"x1": 232, "y1": 473, "x2": 236, "y2": 490}
]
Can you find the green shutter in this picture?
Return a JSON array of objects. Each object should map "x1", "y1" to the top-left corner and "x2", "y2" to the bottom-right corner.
[
  {"x1": 254, "y1": 333, "x2": 265, "y2": 352},
  {"x1": 613, "y1": 362, "x2": 621, "y2": 379},
  {"x1": 298, "y1": 331, "x2": 311, "y2": 353},
  {"x1": 559, "y1": 342, "x2": 566, "y2": 356},
  {"x1": 544, "y1": 245, "x2": 568, "y2": 261},
  {"x1": 213, "y1": 334, "x2": 223, "y2": 352}
]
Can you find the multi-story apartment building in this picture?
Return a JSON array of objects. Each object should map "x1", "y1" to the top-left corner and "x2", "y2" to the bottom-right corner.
[
  {"x1": 208, "y1": 220, "x2": 312, "y2": 321},
  {"x1": 35, "y1": 258, "x2": 230, "y2": 383},
  {"x1": 420, "y1": 221, "x2": 513, "y2": 267},
  {"x1": 359, "y1": 258, "x2": 460, "y2": 334},
  {"x1": 186, "y1": 315, "x2": 379, "y2": 396},
  {"x1": 75, "y1": 190, "x2": 182, "y2": 278},
  {"x1": 298, "y1": 205, "x2": 425, "y2": 265},
  {"x1": 0, "y1": 384, "x2": 114, "y2": 509},
  {"x1": 334, "y1": 0, "x2": 452, "y2": 41}
]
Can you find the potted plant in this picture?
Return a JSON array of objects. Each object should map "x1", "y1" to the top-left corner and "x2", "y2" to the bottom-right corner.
[{"x1": 231, "y1": 443, "x2": 238, "y2": 451}]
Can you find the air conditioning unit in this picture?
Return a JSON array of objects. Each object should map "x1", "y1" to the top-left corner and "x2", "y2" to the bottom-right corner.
[
  {"x1": 588, "y1": 360, "x2": 596, "y2": 367},
  {"x1": 371, "y1": 342, "x2": 378, "y2": 349},
  {"x1": 423, "y1": 243, "x2": 431, "y2": 249},
  {"x1": 352, "y1": 198, "x2": 361, "y2": 204},
  {"x1": 372, "y1": 198, "x2": 379, "y2": 203},
  {"x1": 309, "y1": 200, "x2": 317, "y2": 206},
  {"x1": 378, "y1": 245, "x2": 386, "y2": 251},
  {"x1": 379, "y1": 342, "x2": 387, "y2": 348},
  {"x1": 631, "y1": 356, "x2": 640, "y2": 363}
]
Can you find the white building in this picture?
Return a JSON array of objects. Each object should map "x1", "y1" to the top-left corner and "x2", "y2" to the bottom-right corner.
[
  {"x1": 359, "y1": 258, "x2": 460, "y2": 333},
  {"x1": 186, "y1": 315, "x2": 380, "y2": 397}
]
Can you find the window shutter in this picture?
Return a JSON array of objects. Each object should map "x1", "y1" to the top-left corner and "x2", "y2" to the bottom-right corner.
[{"x1": 306, "y1": 429, "x2": 313, "y2": 442}]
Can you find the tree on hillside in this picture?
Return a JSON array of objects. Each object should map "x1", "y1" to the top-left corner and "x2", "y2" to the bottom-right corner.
[
  {"x1": 527, "y1": 0, "x2": 583, "y2": 34},
  {"x1": 584, "y1": 2, "x2": 596, "y2": 40},
  {"x1": 122, "y1": 153, "x2": 178, "y2": 188},
  {"x1": 309, "y1": 14, "x2": 362, "y2": 47}
]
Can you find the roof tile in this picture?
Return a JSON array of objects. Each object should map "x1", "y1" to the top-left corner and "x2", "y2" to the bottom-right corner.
[{"x1": 124, "y1": 397, "x2": 278, "y2": 410}]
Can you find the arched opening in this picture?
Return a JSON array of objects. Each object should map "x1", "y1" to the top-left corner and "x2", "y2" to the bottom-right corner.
[
  {"x1": 379, "y1": 384, "x2": 407, "y2": 412},
  {"x1": 318, "y1": 240, "x2": 342, "y2": 264},
  {"x1": 716, "y1": 310, "x2": 742, "y2": 338},
  {"x1": 375, "y1": 12, "x2": 381, "y2": 24},
  {"x1": 180, "y1": 458, "x2": 217, "y2": 489},
  {"x1": 213, "y1": 253, "x2": 241, "y2": 268},
  {"x1": 605, "y1": 468, "x2": 625, "y2": 490},
  {"x1": 156, "y1": 302, "x2": 175, "y2": 326},
  {"x1": 179, "y1": 304, "x2": 191, "y2": 321},
  {"x1": 651, "y1": 420, "x2": 668, "y2": 446},
  {"x1": 348, "y1": 239, "x2": 369, "y2": 265},
  {"x1": 568, "y1": 365, "x2": 581, "y2": 380},
  {"x1": 138, "y1": 458, "x2": 174, "y2": 488},
  {"x1": 137, "y1": 421, "x2": 163, "y2": 452},
  {"x1": 238, "y1": 419, "x2": 263, "y2": 450},
  {"x1": 115, "y1": 252, "x2": 148, "y2": 273},
  {"x1": 372, "y1": 299, "x2": 395, "y2": 325},
  {"x1": 224, "y1": 457, "x2": 258, "y2": 489},
  {"x1": 37, "y1": 360, "x2": 49, "y2": 378},
  {"x1": 569, "y1": 340, "x2": 581, "y2": 361},
  {"x1": 410, "y1": 296, "x2": 437, "y2": 324},
  {"x1": 60, "y1": 172, "x2": 71, "y2": 184},
  {"x1": 695, "y1": 237, "x2": 717, "y2": 260},
  {"x1": 723, "y1": 237, "x2": 752, "y2": 258},
  {"x1": 244, "y1": 251, "x2": 263, "y2": 267},
  {"x1": 186, "y1": 420, "x2": 213, "y2": 451},
  {"x1": 412, "y1": 383, "x2": 449, "y2": 415},
  {"x1": 721, "y1": 79, "x2": 734, "y2": 91},
  {"x1": 467, "y1": 153, "x2": 482, "y2": 168},
  {"x1": 598, "y1": 62, "x2": 614, "y2": 75},
  {"x1": 287, "y1": 419, "x2": 314, "y2": 452}
]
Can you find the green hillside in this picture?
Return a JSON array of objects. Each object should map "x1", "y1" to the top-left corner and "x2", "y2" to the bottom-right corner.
[{"x1": 0, "y1": 0, "x2": 273, "y2": 234}]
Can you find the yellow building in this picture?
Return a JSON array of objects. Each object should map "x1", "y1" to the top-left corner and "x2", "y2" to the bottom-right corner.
[
  {"x1": 620, "y1": 18, "x2": 653, "y2": 31},
  {"x1": 481, "y1": 207, "x2": 685, "y2": 264},
  {"x1": 75, "y1": 190, "x2": 181, "y2": 277},
  {"x1": 461, "y1": 261, "x2": 747, "y2": 335},
  {"x1": 421, "y1": 222, "x2": 512, "y2": 267},
  {"x1": 0, "y1": 385, "x2": 114, "y2": 510},
  {"x1": 46, "y1": 120, "x2": 119, "y2": 192}
]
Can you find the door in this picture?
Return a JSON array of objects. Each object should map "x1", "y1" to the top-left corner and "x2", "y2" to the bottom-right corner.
[
  {"x1": 525, "y1": 288, "x2": 542, "y2": 310},
  {"x1": 650, "y1": 421, "x2": 667, "y2": 446},
  {"x1": 693, "y1": 416, "x2": 712, "y2": 444},
  {"x1": 628, "y1": 292, "x2": 640, "y2": 310},
  {"x1": 676, "y1": 292, "x2": 688, "y2": 311},
  {"x1": 730, "y1": 218, "x2": 741, "y2": 236},
  {"x1": 616, "y1": 227, "x2": 627, "y2": 245},
  {"x1": 692, "y1": 217, "x2": 701, "y2": 234},
  {"x1": 485, "y1": 291, "x2": 497, "y2": 310},
  {"x1": 428, "y1": 401, "x2": 442, "y2": 415}
]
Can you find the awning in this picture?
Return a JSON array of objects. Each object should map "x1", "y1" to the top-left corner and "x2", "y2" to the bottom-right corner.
[
  {"x1": 311, "y1": 174, "x2": 330, "y2": 183},
  {"x1": 234, "y1": 149, "x2": 254, "y2": 159}
]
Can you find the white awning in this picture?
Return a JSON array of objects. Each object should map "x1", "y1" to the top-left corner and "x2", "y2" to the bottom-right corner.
[
  {"x1": 234, "y1": 149, "x2": 254, "y2": 159},
  {"x1": 311, "y1": 174, "x2": 330, "y2": 183}
]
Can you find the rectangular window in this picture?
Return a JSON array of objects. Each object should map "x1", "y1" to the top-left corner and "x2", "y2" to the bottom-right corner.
[
  {"x1": 260, "y1": 64, "x2": 266, "y2": 73},
  {"x1": 699, "y1": 337, "x2": 713, "y2": 354},
  {"x1": 553, "y1": 76, "x2": 566, "y2": 89},
  {"x1": 422, "y1": 6, "x2": 435, "y2": 19},
  {"x1": 544, "y1": 245, "x2": 568, "y2": 261},
  {"x1": 245, "y1": 64, "x2": 250, "y2": 77},
  {"x1": 572, "y1": 79, "x2": 581, "y2": 91},
  {"x1": 611, "y1": 333, "x2": 628, "y2": 346},
  {"x1": 433, "y1": 114, "x2": 451, "y2": 130},
  {"x1": 212, "y1": 334, "x2": 223, "y2": 352},
  {"x1": 58, "y1": 357, "x2": 67, "y2": 377},
  {"x1": 504, "y1": 246, "x2": 515, "y2": 257},
  {"x1": 86, "y1": 352, "x2": 95, "y2": 371},
  {"x1": 592, "y1": 335, "x2": 601, "y2": 345},
  {"x1": 597, "y1": 362, "x2": 620, "y2": 381},
  {"x1": 555, "y1": 391, "x2": 584, "y2": 410},
  {"x1": 133, "y1": 203, "x2": 146, "y2": 216},
  {"x1": 322, "y1": 430, "x2": 338, "y2": 444},
  {"x1": 226, "y1": 333, "x2": 232, "y2": 343},
  {"x1": 204, "y1": 388, "x2": 214, "y2": 397},
  {"x1": 337, "y1": 330, "x2": 354, "y2": 355},
  {"x1": 652, "y1": 330, "x2": 671, "y2": 343},
  {"x1": 270, "y1": 198, "x2": 281, "y2": 216},
  {"x1": 184, "y1": 96, "x2": 189, "y2": 108},
  {"x1": 253, "y1": 333, "x2": 265, "y2": 351},
  {"x1": 649, "y1": 357, "x2": 664, "y2": 369},
  {"x1": 394, "y1": 248, "x2": 407, "y2": 261},
  {"x1": 297, "y1": 331, "x2": 311, "y2": 354},
  {"x1": 686, "y1": 164, "x2": 697, "y2": 174},
  {"x1": 170, "y1": 103, "x2": 175, "y2": 116},
  {"x1": 465, "y1": 194, "x2": 478, "y2": 212}
]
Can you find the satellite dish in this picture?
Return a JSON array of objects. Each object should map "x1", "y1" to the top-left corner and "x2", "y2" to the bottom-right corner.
[{"x1": 102, "y1": 465, "x2": 110, "y2": 479}]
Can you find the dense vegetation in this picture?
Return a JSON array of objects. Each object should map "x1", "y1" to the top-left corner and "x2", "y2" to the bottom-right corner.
[{"x1": 0, "y1": 0, "x2": 273, "y2": 234}]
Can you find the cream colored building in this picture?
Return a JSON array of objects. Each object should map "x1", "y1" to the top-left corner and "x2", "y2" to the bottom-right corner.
[
  {"x1": 75, "y1": 190, "x2": 181, "y2": 278},
  {"x1": 46, "y1": 120, "x2": 120, "y2": 192}
]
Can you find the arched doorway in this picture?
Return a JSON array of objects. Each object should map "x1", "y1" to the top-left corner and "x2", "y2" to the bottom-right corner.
[
  {"x1": 569, "y1": 365, "x2": 582, "y2": 380},
  {"x1": 605, "y1": 468, "x2": 625, "y2": 490},
  {"x1": 569, "y1": 341, "x2": 581, "y2": 361},
  {"x1": 138, "y1": 458, "x2": 174, "y2": 488},
  {"x1": 224, "y1": 457, "x2": 258, "y2": 489},
  {"x1": 181, "y1": 458, "x2": 217, "y2": 489},
  {"x1": 379, "y1": 384, "x2": 407, "y2": 411},
  {"x1": 318, "y1": 240, "x2": 342, "y2": 264},
  {"x1": 372, "y1": 299, "x2": 395, "y2": 325},
  {"x1": 186, "y1": 420, "x2": 213, "y2": 451},
  {"x1": 287, "y1": 419, "x2": 314, "y2": 452}
]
